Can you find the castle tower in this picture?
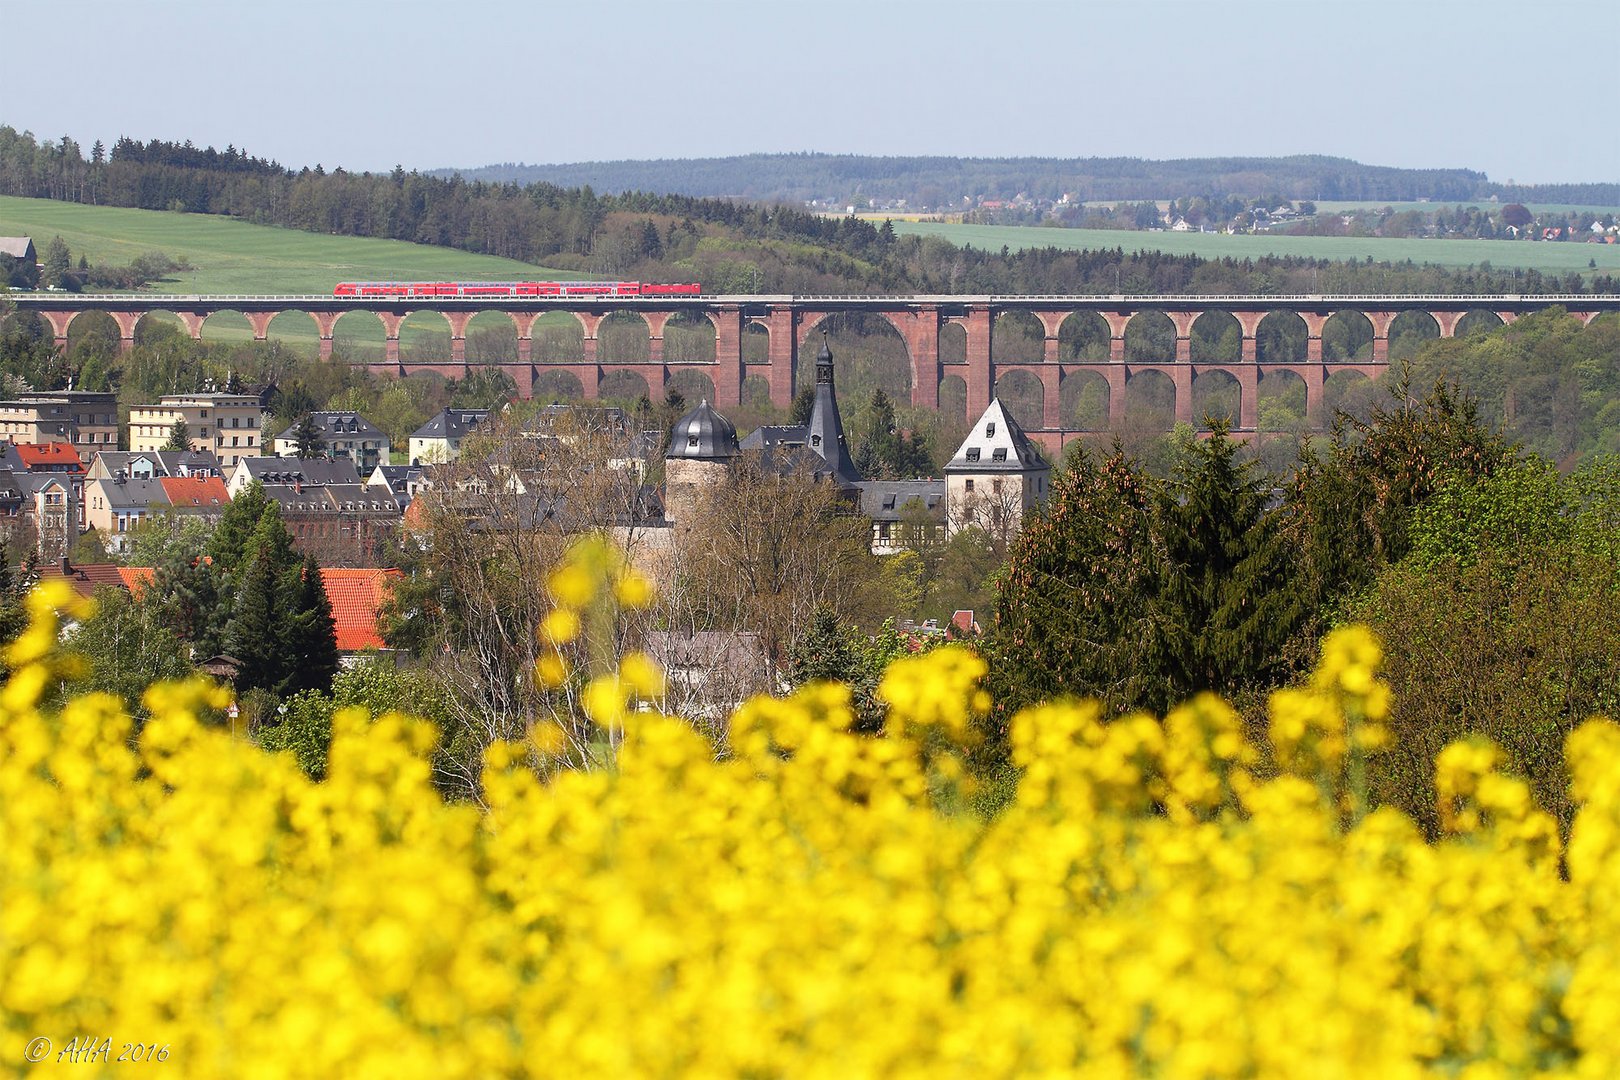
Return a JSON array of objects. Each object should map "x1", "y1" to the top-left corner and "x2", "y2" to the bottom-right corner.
[
  {"x1": 663, "y1": 399, "x2": 739, "y2": 527},
  {"x1": 944, "y1": 398, "x2": 1051, "y2": 540},
  {"x1": 804, "y1": 334, "x2": 863, "y2": 490}
]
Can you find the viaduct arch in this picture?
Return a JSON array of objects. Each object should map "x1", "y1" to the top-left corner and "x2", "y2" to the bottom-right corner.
[{"x1": 17, "y1": 293, "x2": 1614, "y2": 454}]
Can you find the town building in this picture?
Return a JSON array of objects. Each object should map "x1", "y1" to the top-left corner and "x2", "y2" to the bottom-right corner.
[
  {"x1": 408, "y1": 409, "x2": 490, "y2": 465},
  {"x1": 857, "y1": 481, "x2": 946, "y2": 555},
  {"x1": 84, "y1": 473, "x2": 169, "y2": 551},
  {"x1": 271, "y1": 412, "x2": 391, "y2": 472},
  {"x1": 229, "y1": 457, "x2": 401, "y2": 564},
  {"x1": 366, "y1": 464, "x2": 427, "y2": 511},
  {"x1": 942, "y1": 398, "x2": 1051, "y2": 539},
  {"x1": 10, "y1": 442, "x2": 88, "y2": 531},
  {"x1": 158, "y1": 475, "x2": 231, "y2": 520},
  {"x1": 0, "y1": 391, "x2": 119, "y2": 457},
  {"x1": 663, "y1": 401, "x2": 739, "y2": 527},
  {"x1": 127, "y1": 393, "x2": 266, "y2": 467},
  {"x1": 661, "y1": 339, "x2": 1048, "y2": 551},
  {"x1": 227, "y1": 456, "x2": 363, "y2": 497},
  {"x1": 86, "y1": 449, "x2": 223, "y2": 481}
]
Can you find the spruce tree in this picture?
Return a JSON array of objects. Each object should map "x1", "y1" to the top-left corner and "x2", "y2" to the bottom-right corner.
[
  {"x1": 280, "y1": 554, "x2": 339, "y2": 696},
  {"x1": 292, "y1": 414, "x2": 326, "y2": 459},
  {"x1": 985, "y1": 444, "x2": 1162, "y2": 721},
  {"x1": 209, "y1": 481, "x2": 272, "y2": 572},
  {"x1": 1153, "y1": 424, "x2": 1297, "y2": 707},
  {"x1": 151, "y1": 545, "x2": 227, "y2": 658},
  {"x1": 223, "y1": 550, "x2": 281, "y2": 691},
  {"x1": 162, "y1": 419, "x2": 192, "y2": 452}
]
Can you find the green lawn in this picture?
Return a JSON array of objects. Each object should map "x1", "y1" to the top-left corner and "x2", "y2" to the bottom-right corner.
[
  {"x1": 891, "y1": 221, "x2": 1620, "y2": 276},
  {"x1": 0, "y1": 196, "x2": 581, "y2": 294}
]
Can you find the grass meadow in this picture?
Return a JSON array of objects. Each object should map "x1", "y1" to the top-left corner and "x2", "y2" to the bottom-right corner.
[
  {"x1": 0, "y1": 196, "x2": 580, "y2": 295},
  {"x1": 0, "y1": 196, "x2": 585, "y2": 353},
  {"x1": 890, "y1": 220, "x2": 1620, "y2": 277}
]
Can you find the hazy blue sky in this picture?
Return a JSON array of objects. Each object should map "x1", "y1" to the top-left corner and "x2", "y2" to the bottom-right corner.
[{"x1": 8, "y1": 0, "x2": 1616, "y2": 183}]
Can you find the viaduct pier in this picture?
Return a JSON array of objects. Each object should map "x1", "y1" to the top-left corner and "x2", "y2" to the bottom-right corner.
[{"x1": 14, "y1": 293, "x2": 1615, "y2": 450}]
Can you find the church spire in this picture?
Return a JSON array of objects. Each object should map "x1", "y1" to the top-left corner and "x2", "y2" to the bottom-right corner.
[{"x1": 805, "y1": 332, "x2": 862, "y2": 487}]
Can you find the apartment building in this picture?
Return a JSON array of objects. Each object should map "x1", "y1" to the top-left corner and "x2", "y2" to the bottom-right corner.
[
  {"x1": 127, "y1": 393, "x2": 266, "y2": 468},
  {"x1": 0, "y1": 391, "x2": 119, "y2": 458}
]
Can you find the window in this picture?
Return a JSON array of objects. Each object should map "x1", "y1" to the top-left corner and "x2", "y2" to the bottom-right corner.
[
  {"x1": 878, "y1": 522, "x2": 891, "y2": 540},
  {"x1": 232, "y1": 436, "x2": 239, "y2": 447},
  {"x1": 200, "y1": 410, "x2": 209, "y2": 419},
  {"x1": 231, "y1": 417, "x2": 240, "y2": 428},
  {"x1": 992, "y1": 478, "x2": 1003, "y2": 493},
  {"x1": 965, "y1": 478, "x2": 975, "y2": 492},
  {"x1": 687, "y1": 435, "x2": 698, "y2": 449},
  {"x1": 966, "y1": 448, "x2": 980, "y2": 462},
  {"x1": 992, "y1": 448, "x2": 1008, "y2": 462},
  {"x1": 986, "y1": 423, "x2": 996, "y2": 437},
  {"x1": 811, "y1": 434, "x2": 822, "y2": 448}
]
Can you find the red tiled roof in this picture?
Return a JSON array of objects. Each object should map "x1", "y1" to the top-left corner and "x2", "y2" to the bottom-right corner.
[
  {"x1": 159, "y1": 476, "x2": 230, "y2": 509},
  {"x1": 32, "y1": 564, "x2": 395, "y2": 651},
  {"x1": 15, "y1": 442, "x2": 86, "y2": 473},
  {"x1": 120, "y1": 567, "x2": 155, "y2": 596},
  {"x1": 34, "y1": 562, "x2": 131, "y2": 598},
  {"x1": 319, "y1": 567, "x2": 403, "y2": 652}
]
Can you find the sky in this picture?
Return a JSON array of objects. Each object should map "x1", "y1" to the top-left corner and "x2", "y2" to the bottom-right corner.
[{"x1": 7, "y1": 0, "x2": 1616, "y2": 185}]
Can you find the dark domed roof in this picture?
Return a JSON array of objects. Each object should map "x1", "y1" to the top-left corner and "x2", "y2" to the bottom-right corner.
[{"x1": 666, "y1": 400, "x2": 739, "y2": 460}]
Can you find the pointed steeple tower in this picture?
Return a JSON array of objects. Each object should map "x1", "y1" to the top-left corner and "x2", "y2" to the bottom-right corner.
[{"x1": 805, "y1": 332, "x2": 863, "y2": 487}]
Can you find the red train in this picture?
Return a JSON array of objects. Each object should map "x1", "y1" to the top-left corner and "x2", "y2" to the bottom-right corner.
[{"x1": 332, "y1": 281, "x2": 701, "y2": 298}]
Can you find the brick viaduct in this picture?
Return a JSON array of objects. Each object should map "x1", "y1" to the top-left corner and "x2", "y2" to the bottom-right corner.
[{"x1": 14, "y1": 294, "x2": 1616, "y2": 451}]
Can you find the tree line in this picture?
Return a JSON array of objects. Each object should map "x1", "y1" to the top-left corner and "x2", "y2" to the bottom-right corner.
[
  {"x1": 437, "y1": 152, "x2": 1514, "y2": 206},
  {"x1": 981, "y1": 313, "x2": 1620, "y2": 832},
  {"x1": 1, "y1": 127, "x2": 1611, "y2": 299}
]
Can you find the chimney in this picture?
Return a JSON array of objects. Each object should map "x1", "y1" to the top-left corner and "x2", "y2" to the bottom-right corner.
[{"x1": 60, "y1": 555, "x2": 71, "y2": 575}]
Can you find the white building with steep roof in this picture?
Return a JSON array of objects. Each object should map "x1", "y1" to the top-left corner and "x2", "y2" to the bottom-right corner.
[{"x1": 943, "y1": 398, "x2": 1051, "y2": 539}]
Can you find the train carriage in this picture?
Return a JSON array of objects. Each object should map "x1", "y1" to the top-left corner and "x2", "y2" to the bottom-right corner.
[{"x1": 334, "y1": 281, "x2": 701, "y2": 298}]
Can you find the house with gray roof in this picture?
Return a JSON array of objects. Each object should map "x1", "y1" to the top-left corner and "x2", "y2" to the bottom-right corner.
[
  {"x1": 227, "y1": 456, "x2": 363, "y2": 497},
  {"x1": 409, "y1": 409, "x2": 491, "y2": 465},
  {"x1": 271, "y1": 412, "x2": 391, "y2": 472},
  {"x1": 83, "y1": 473, "x2": 171, "y2": 554},
  {"x1": 87, "y1": 449, "x2": 222, "y2": 481},
  {"x1": 856, "y1": 480, "x2": 946, "y2": 555}
]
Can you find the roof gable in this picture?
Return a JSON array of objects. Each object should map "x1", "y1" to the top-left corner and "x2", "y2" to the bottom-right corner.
[{"x1": 945, "y1": 399, "x2": 1048, "y2": 473}]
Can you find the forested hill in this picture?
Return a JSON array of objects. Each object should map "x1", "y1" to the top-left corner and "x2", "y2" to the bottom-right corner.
[
  {"x1": 433, "y1": 154, "x2": 1616, "y2": 208},
  {"x1": 1, "y1": 127, "x2": 1612, "y2": 297}
]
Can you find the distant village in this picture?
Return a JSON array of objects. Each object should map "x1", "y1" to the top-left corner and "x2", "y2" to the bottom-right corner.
[
  {"x1": 808, "y1": 195, "x2": 1620, "y2": 242},
  {"x1": 0, "y1": 341, "x2": 1050, "y2": 656}
]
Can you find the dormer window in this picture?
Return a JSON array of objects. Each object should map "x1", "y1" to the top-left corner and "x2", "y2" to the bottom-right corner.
[
  {"x1": 986, "y1": 423, "x2": 996, "y2": 437},
  {"x1": 687, "y1": 435, "x2": 699, "y2": 449},
  {"x1": 966, "y1": 448, "x2": 981, "y2": 462},
  {"x1": 811, "y1": 434, "x2": 822, "y2": 448},
  {"x1": 992, "y1": 448, "x2": 1008, "y2": 461}
]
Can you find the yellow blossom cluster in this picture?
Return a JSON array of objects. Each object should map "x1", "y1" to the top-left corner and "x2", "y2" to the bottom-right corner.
[{"x1": 6, "y1": 576, "x2": 1620, "y2": 1076}]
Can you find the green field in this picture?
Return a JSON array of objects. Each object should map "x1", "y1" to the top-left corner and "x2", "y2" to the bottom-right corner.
[
  {"x1": 890, "y1": 220, "x2": 1620, "y2": 276},
  {"x1": 0, "y1": 196, "x2": 580, "y2": 294},
  {"x1": 1311, "y1": 200, "x2": 1620, "y2": 216}
]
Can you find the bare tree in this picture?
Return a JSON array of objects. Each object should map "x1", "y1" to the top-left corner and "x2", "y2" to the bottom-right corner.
[
  {"x1": 394, "y1": 407, "x2": 661, "y2": 796},
  {"x1": 675, "y1": 453, "x2": 876, "y2": 689}
]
